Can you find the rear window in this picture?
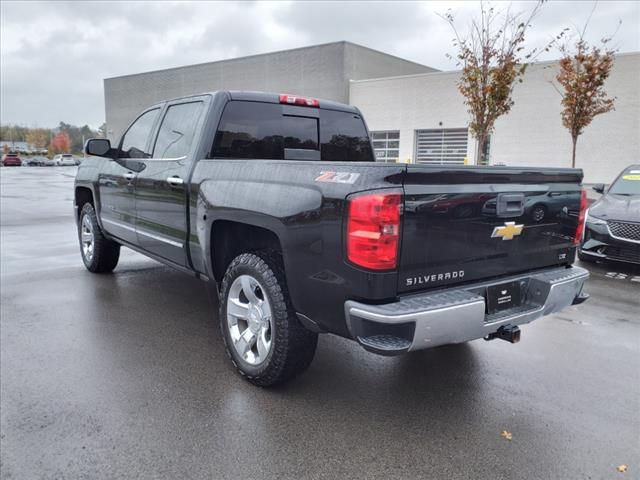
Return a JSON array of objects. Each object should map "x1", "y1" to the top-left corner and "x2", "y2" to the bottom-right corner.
[
  {"x1": 212, "y1": 101, "x2": 372, "y2": 161},
  {"x1": 319, "y1": 108, "x2": 373, "y2": 161}
]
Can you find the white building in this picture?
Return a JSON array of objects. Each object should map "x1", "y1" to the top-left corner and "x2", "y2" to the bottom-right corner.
[
  {"x1": 104, "y1": 43, "x2": 639, "y2": 184},
  {"x1": 351, "y1": 52, "x2": 640, "y2": 184}
]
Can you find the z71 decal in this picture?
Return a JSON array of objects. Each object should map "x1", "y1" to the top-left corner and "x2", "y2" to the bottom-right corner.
[{"x1": 315, "y1": 171, "x2": 360, "y2": 184}]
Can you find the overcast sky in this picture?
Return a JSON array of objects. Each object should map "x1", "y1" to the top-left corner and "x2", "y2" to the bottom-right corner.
[{"x1": 1, "y1": 0, "x2": 638, "y2": 129}]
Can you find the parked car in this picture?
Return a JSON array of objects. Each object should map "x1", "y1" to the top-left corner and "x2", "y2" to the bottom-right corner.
[
  {"x1": 579, "y1": 165, "x2": 640, "y2": 265},
  {"x1": 41, "y1": 157, "x2": 56, "y2": 167},
  {"x1": 54, "y1": 154, "x2": 76, "y2": 166},
  {"x1": 24, "y1": 156, "x2": 49, "y2": 166},
  {"x1": 2, "y1": 153, "x2": 22, "y2": 166},
  {"x1": 75, "y1": 91, "x2": 589, "y2": 386}
]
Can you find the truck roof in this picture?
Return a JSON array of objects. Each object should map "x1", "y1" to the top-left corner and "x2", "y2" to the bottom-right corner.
[
  {"x1": 147, "y1": 90, "x2": 360, "y2": 114},
  {"x1": 227, "y1": 91, "x2": 359, "y2": 113}
]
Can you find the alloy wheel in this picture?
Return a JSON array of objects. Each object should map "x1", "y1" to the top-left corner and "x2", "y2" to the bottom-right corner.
[{"x1": 226, "y1": 274, "x2": 273, "y2": 365}]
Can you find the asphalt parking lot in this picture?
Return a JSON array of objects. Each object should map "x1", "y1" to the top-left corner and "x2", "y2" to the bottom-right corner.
[{"x1": 1, "y1": 167, "x2": 639, "y2": 479}]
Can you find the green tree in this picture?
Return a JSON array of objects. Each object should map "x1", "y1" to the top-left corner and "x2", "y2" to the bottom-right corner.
[{"x1": 0, "y1": 124, "x2": 28, "y2": 143}]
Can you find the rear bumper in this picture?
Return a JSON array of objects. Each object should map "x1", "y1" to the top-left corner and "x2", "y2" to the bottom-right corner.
[{"x1": 345, "y1": 266, "x2": 589, "y2": 356}]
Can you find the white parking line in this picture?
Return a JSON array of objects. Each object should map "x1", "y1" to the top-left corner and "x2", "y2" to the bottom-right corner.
[
  {"x1": 603, "y1": 271, "x2": 640, "y2": 283},
  {"x1": 605, "y1": 272, "x2": 627, "y2": 279}
]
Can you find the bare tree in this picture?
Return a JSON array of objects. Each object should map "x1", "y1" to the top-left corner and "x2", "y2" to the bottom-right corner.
[
  {"x1": 442, "y1": 2, "x2": 550, "y2": 165},
  {"x1": 552, "y1": 15, "x2": 617, "y2": 168}
]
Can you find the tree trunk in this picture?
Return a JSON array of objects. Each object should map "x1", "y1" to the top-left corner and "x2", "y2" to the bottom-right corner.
[
  {"x1": 475, "y1": 134, "x2": 486, "y2": 166},
  {"x1": 571, "y1": 135, "x2": 577, "y2": 168}
]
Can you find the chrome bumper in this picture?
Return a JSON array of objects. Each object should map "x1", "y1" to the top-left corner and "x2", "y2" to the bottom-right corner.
[{"x1": 345, "y1": 266, "x2": 589, "y2": 355}]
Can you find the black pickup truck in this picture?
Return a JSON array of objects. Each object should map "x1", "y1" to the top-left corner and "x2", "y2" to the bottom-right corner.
[{"x1": 75, "y1": 91, "x2": 589, "y2": 386}]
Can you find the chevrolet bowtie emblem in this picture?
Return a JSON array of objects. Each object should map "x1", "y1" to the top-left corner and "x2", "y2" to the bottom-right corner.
[{"x1": 491, "y1": 221, "x2": 524, "y2": 240}]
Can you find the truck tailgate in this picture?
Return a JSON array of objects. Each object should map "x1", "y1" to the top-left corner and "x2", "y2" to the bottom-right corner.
[{"x1": 399, "y1": 166, "x2": 584, "y2": 293}]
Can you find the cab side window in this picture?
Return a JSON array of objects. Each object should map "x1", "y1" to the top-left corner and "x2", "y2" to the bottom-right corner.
[
  {"x1": 119, "y1": 108, "x2": 160, "y2": 159},
  {"x1": 153, "y1": 102, "x2": 204, "y2": 159}
]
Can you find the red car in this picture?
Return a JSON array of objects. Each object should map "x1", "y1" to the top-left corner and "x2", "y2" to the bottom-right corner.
[{"x1": 2, "y1": 153, "x2": 22, "y2": 166}]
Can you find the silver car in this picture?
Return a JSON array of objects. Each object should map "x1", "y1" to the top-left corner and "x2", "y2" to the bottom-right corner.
[{"x1": 53, "y1": 154, "x2": 76, "y2": 166}]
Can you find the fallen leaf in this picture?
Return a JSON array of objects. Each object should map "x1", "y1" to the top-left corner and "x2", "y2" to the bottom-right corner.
[
  {"x1": 617, "y1": 465, "x2": 627, "y2": 473},
  {"x1": 500, "y1": 430, "x2": 513, "y2": 441}
]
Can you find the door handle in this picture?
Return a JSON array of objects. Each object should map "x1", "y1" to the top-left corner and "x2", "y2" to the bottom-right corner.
[
  {"x1": 167, "y1": 176, "x2": 184, "y2": 186},
  {"x1": 123, "y1": 172, "x2": 135, "y2": 181}
]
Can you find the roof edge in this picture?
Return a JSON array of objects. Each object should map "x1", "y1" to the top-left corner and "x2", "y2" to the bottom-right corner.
[
  {"x1": 350, "y1": 50, "x2": 640, "y2": 85},
  {"x1": 342, "y1": 41, "x2": 438, "y2": 72},
  {"x1": 104, "y1": 40, "x2": 439, "y2": 82},
  {"x1": 105, "y1": 41, "x2": 353, "y2": 81}
]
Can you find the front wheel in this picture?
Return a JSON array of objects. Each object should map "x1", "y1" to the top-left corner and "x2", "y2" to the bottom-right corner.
[
  {"x1": 78, "y1": 203, "x2": 120, "y2": 273},
  {"x1": 219, "y1": 251, "x2": 318, "y2": 386}
]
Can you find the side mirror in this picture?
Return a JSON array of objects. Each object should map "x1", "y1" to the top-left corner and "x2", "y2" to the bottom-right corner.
[
  {"x1": 592, "y1": 183, "x2": 605, "y2": 194},
  {"x1": 85, "y1": 138, "x2": 114, "y2": 158}
]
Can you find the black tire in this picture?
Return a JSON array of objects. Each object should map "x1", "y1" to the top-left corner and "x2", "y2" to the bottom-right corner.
[
  {"x1": 219, "y1": 251, "x2": 318, "y2": 387},
  {"x1": 78, "y1": 203, "x2": 120, "y2": 273}
]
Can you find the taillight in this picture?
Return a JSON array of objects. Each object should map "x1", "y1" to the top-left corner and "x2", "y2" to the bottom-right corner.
[
  {"x1": 347, "y1": 191, "x2": 402, "y2": 270},
  {"x1": 279, "y1": 94, "x2": 319, "y2": 107},
  {"x1": 574, "y1": 189, "x2": 588, "y2": 245}
]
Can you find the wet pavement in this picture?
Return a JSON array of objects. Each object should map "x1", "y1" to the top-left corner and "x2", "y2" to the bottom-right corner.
[{"x1": 1, "y1": 167, "x2": 639, "y2": 479}]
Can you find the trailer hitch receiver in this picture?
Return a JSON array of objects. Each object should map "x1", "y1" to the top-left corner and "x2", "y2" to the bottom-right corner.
[{"x1": 484, "y1": 324, "x2": 521, "y2": 343}]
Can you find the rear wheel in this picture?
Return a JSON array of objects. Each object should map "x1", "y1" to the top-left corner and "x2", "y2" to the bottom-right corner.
[
  {"x1": 78, "y1": 203, "x2": 120, "y2": 273},
  {"x1": 219, "y1": 251, "x2": 318, "y2": 386}
]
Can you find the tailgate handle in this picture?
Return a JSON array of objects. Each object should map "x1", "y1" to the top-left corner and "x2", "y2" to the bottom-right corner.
[{"x1": 496, "y1": 193, "x2": 525, "y2": 218}]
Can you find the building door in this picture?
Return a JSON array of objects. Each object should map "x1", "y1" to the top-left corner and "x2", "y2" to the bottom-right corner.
[
  {"x1": 414, "y1": 128, "x2": 469, "y2": 165},
  {"x1": 371, "y1": 131, "x2": 400, "y2": 162}
]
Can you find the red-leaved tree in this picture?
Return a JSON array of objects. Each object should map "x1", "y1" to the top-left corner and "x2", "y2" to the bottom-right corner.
[
  {"x1": 553, "y1": 28, "x2": 617, "y2": 168},
  {"x1": 50, "y1": 131, "x2": 71, "y2": 154},
  {"x1": 442, "y1": 2, "x2": 557, "y2": 165}
]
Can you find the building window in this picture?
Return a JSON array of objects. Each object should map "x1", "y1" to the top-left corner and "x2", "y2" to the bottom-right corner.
[
  {"x1": 371, "y1": 131, "x2": 400, "y2": 163},
  {"x1": 414, "y1": 128, "x2": 468, "y2": 165}
]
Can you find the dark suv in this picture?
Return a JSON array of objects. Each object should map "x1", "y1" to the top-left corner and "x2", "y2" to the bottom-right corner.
[{"x1": 580, "y1": 165, "x2": 640, "y2": 265}]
